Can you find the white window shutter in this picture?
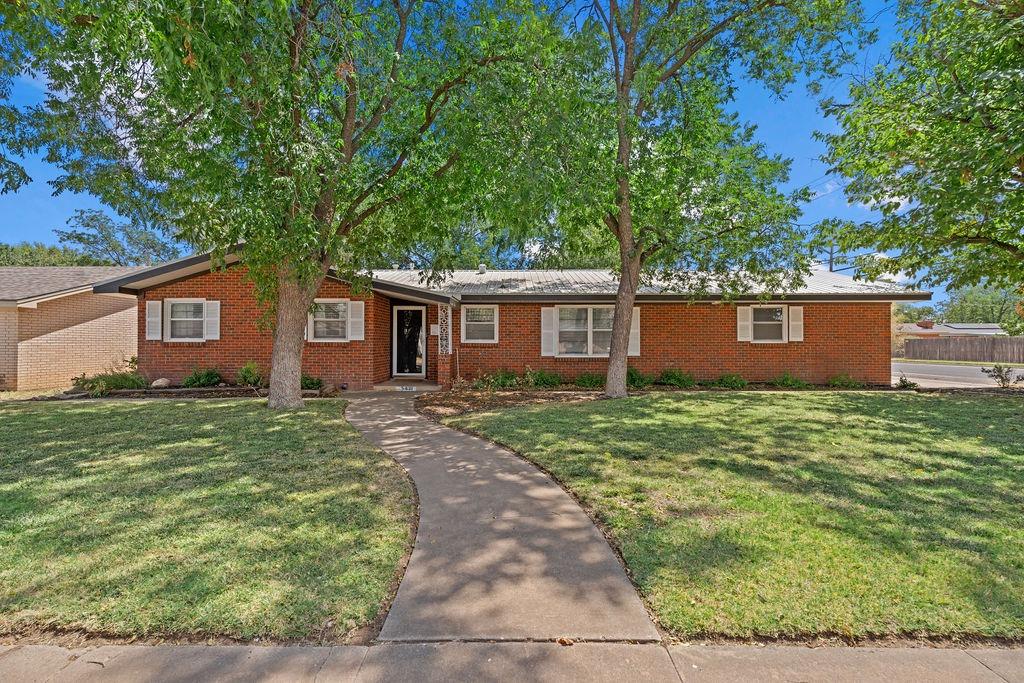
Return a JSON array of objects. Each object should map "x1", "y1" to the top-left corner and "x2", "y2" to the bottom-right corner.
[
  {"x1": 204, "y1": 300, "x2": 220, "y2": 340},
  {"x1": 628, "y1": 307, "x2": 640, "y2": 356},
  {"x1": 163, "y1": 300, "x2": 173, "y2": 340},
  {"x1": 737, "y1": 306, "x2": 752, "y2": 342},
  {"x1": 540, "y1": 307, "x2": 556, "y2": 356},
  {"x1": 789, "y1": 306, "x2": 804, "y2": 342},
  {"x1": 348, "y1": 300, "x2": 365, "y2": 340},
  {"x1": 145, "y1": 301, "x2": 162, "y2": 340}
]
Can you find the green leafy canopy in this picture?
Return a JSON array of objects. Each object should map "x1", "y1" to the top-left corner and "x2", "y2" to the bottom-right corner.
[
  {"x1": 823, "y1": 0, "x2": 1024, "y2": 291},
  {"x1": 18, "y1": 0, "x2": 556, "y2": 299}
]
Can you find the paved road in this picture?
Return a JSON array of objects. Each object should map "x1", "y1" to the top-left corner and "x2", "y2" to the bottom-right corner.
[{"x1": 892, "y1": 361, "x2": 998, "y2": 388}]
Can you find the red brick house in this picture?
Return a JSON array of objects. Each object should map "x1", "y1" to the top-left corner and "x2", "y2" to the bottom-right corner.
[{"x1": 94, "y1": 251, "x2": 930, "y2": 389}]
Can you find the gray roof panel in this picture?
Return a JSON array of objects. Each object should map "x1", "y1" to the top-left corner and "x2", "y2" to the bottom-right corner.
[{"x1": 0, "y1": 266, "x2": 145, "y2": 302}]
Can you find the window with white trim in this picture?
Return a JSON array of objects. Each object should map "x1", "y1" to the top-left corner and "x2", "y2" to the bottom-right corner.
[
  {"x1": 168, "y1": 300, "x2": 205, "y2": 341},
  {"x1": 558, "y1": 306, "x2": 614, "y2": 356},
  {"x1": 461, "y1": 305, "x2": 498, "y2": 343},
  {"x1": 311, "y1": 300, "x2": 348, "y2": 341},
  {"x1": 752, "y1": 305, "x2": 786, "y2": 343}
]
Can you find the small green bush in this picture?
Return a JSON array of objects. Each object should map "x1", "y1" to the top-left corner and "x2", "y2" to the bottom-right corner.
[
  {"x1": 472, "y1": 369, "x2": 520, "y2": 390},
  {"x1": 236, "y1": 361, "x2": 265, "y2": 387},
  {"x1": 770, "y1": 372, "x2": 810, "y2": 389},
  {"x1": 301, "y1": 374, "x2": 323, "y2": 390},
  {"x1": 72, "y1": 371, "x2": 148, "y2": 397},
  {"x1": 575, "y1": 372, "x2": 605, "y2": 389},
  {"x1": 657, "y1": 368, "x2": 696, "y2": 388},
  {"x1": 827, "y1": 373, "x2": 864, "y2": 389},
  {"x1": 895, "y1": 374, "x2": 918, "y2": 390},
  {"x1": 626, "y1": 367, "x2": 654, "y2": 390},
  {"x1": 981, "y1": 364, "x2": 1024, "y2": 388},
  {"x1": 182, "y1": 367, "x2": 222, "y2": 388},
  {"x1": 523, "y1": 367, "x2": 561, "y2": 389},
  {"x1": 713, "y1": 373, "x2": 748, "y2": 389}
]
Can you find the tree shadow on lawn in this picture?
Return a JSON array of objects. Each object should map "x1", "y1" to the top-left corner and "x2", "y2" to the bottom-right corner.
[
  {"x1": 464, "y1": 392, "x2": 1024, "y2": 634},
  {"x1": 0, "y1": 400, "x2": 414, "y2": 641}
]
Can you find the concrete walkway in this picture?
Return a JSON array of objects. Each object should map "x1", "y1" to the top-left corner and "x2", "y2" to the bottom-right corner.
[
  {"x1": 4, "y1": 642, "x2": 1022, "y2": 682},
  {"x1": 345, "y1": 392, "x2": 658, "y2": 642}
]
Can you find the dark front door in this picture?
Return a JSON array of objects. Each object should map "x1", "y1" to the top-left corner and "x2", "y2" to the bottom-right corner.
[{"x1": 394, "y1": 306, "x2": 426, "y2": 376}]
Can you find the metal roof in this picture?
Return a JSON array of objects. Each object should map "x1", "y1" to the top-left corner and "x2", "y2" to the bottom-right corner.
[
  {"x1": 372, "y1": 267, "x2": 929, "y2": 301},
  {"x1": 86, "y1": 249, "x2": 930, "y2": 302},
  {"x1": 0, "y1": 266, "x2": 144, "y2": 304},
  {"x1": 898, "y1": 322, "x2": 1007, "y2": 336}
]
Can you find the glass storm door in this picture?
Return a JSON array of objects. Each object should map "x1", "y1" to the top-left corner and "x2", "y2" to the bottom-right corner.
[{"x1": 393, "y1": 306, "x2": 426, "y2": 377}]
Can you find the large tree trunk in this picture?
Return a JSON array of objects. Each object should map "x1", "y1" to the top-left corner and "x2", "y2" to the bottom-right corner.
[
  {"x1": 605, "y1": 247, "x2": 642, "y2": 399},
  {"x1": 267, "y1": 270, "x2": 321, "y2": 409}
]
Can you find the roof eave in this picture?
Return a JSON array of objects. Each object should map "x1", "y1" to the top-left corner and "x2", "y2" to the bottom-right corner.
[
  {"x1": 369, "y1": 279, "x2": 458, "y2": 305},
  {"x1": 92, "y1": 249, "x2": 243, "y2": 294}
]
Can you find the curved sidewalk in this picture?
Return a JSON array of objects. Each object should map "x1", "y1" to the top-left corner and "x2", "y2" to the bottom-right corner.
[{"x1": 346, "y1": 393, "x2": 659, "y2": 642}]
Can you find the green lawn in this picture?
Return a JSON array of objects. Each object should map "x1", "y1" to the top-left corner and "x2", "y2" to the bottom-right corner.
[
  {"x1": 449, "y1": 392, "x2": 1024, "y2": 639},
  {"x1": 0, "y1": 400, "x2": 414, "y2": 641}
]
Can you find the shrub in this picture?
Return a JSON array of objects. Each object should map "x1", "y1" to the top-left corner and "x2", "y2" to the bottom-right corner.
[
  {"x1": 981, "y1": 364, "x2": 1024, "y2": 389},
  {"x1": 72, "y1": 371, "x2": 148, "y2": 396},
  {"x1": 472, "y1": 369, "x2": 520, "y2": 390},
  {"x1": 827, "y1": 373, "x2": 864, "y2": 389},
  {"x1": 626, "y1": 367, "x2": 654, "y2": 390},
  {"x1": 301, "y1": 374, "x2": 323, "y2": 390},
  {"x1": 523, "y1": 367, "x2": 561, "y2": 389},
  {"x1": 713, "y1": 373, "x2": 748, "y2": 389},
  {"x1": 236, "y1": 361, "x2": 265, "y2": 387},
  {"x1": 575, "y1": 372, "x2": 605, "y2": 389},
  {"x1": 770, "y1": 372, "x2": 810, "y2": 390},
  {"x1": 182, "y1": 367, "x2": 222, "y2": 388},
  {"x1": 895, "y1": 374, "x2": 918, "y2": 390},
  {"x1": 657, "y1": 368, "x2": 696, "y2": 388}
]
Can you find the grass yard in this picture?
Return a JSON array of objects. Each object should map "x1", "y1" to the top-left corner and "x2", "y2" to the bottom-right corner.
[
  {"x1": 449, "y1": 392, "x2": 1024, "y2": 640},
  {"x1": 0, "y1": 400, "x2": 414, "y2": 642}
]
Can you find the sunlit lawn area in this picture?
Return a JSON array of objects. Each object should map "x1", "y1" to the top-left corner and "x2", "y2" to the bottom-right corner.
[
  {"x1": 0, "y1": 400, "x2": 414, "y2": 641},
  {"x1": 450, "y1": 392, "x2": 1024, "y2": 639}
]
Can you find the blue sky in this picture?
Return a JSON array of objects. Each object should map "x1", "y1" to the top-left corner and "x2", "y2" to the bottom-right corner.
[{"x1": 0, "y1": 2, "x2": 945, "y2": 303}]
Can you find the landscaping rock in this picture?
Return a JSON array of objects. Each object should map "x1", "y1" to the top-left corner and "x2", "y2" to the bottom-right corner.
[
  {"x1": 150, "y1": 378, "x2": 171, "y2": 388},
  {"x1": 321, "y1": 383, "x2": 338, "y2": 397}
]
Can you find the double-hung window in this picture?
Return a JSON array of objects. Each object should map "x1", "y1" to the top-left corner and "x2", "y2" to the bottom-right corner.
[
  {"x1": 558, "y1": 306, "x2": 614, "y2": 356},
  {"x1": 168, "y1": 300, "x2": 205, "y2": 341},
  {"x1": 752, "y1": 305, "x2": 786, "y2": 343},
  {"x1": 311, "y1": 300, "x2": 348, "y2": 341},
  {"x1": 461, "y1": 305, "x2": 498, "y2": 343}
]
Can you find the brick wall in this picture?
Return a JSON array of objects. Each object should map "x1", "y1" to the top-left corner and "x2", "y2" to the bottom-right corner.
[
  {"x1": 138, "y1": 267, "x2": 392, "y2": 389},
  {"x1": 452, "y1": 302, "x2": 892, "y2": 385},
  {"x1": 14, "y1": 292, "x2": 137, "y2": 390},
  {"x1": 0, "y1": 309, "x2": 17, "y2": 390}
]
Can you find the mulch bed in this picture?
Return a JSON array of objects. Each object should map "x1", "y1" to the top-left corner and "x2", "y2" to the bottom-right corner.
[
  {"x1": 416, "y1": 389, "x2": 603, "y2": 419},
  {"x1": 41, "y1": 387, "x2": 326, "y2": 400}
]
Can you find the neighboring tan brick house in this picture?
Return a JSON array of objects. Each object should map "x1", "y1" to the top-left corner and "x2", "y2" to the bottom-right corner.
[
  {"x1": 94, "y1": 252, "x2": 930, "y2": 390},
  {"x1": 0, "y1": 267, "x2": 142, "y2": 391}
]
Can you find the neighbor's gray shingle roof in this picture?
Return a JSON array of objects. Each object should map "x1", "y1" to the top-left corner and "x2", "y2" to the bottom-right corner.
[
  {"x1": 372, "y1": 267, "x2": 919, "y2": 299},
  {"x1": 0, "y1": 266, "x2": 144, "y2": 302}
]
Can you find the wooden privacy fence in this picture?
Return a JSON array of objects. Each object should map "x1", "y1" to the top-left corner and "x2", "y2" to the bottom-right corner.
[{"x1": 904, "y1": 336, "x2": 1024, "y2": 363}]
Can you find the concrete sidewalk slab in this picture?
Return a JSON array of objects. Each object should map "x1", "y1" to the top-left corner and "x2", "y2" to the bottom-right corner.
[
  {"x1": 0, "y1": 645, "x2": 84, "y2": 682},
  {"x1": 15, "y1": 645, "x2": 367, "y2": 683},
  {"x1": 969, "y1": 649, "x2": 1024, "y2": 682},
  {"x1": 357, "y1": 642, "x2": 679, "y2": 682},
  {"x1": 345, "y1": 393, "x2": 659, "y2": 642},
  {"x1": 668, "y1": 645, "x2": 1009, "y2": 682},
  {"x1": 6, "y1": 643, "x2": 1024, "y2": 681}
]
